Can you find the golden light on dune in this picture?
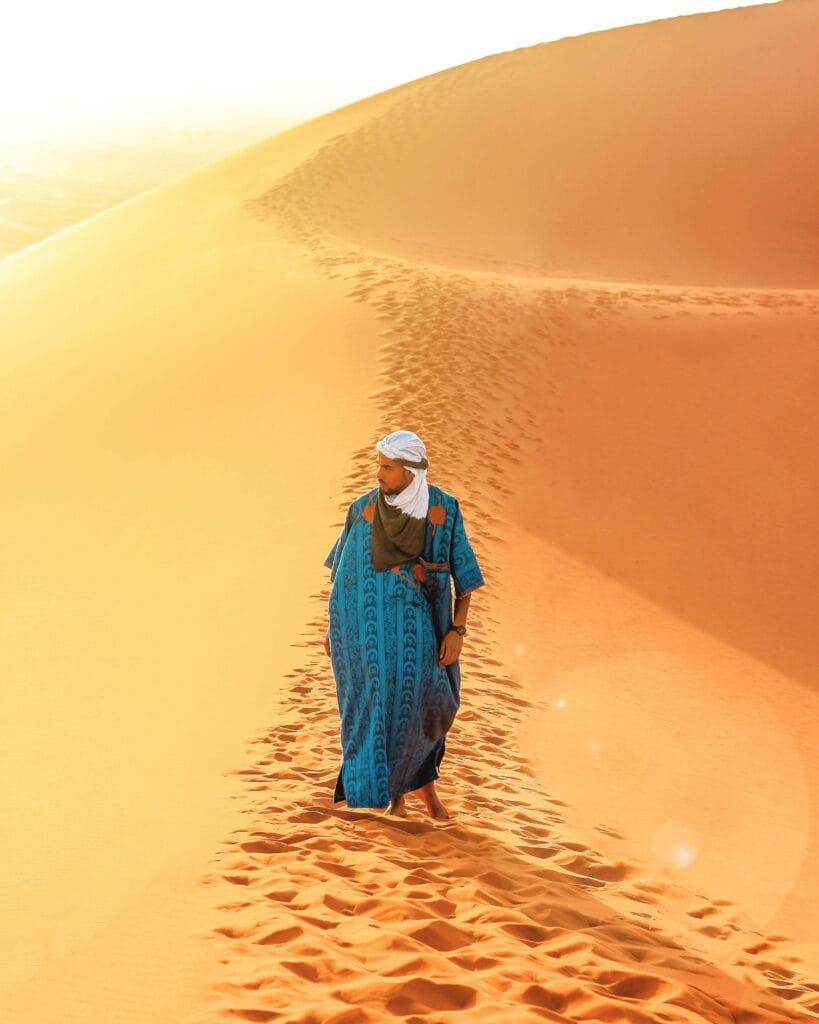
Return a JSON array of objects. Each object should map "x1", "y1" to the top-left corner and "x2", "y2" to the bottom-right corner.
[
  {"x1": 518, "y1": 649, "x2": 811, "y2": 929},
  {"x1": 2, "y1": 0, "x2": 819, "y2": 1017},
  {"x1": 0, "y1": 0, "x2": 774, "y2": 145},
  {"x1": 651, "y1": 821, "x2": 701, "y2": 871}
]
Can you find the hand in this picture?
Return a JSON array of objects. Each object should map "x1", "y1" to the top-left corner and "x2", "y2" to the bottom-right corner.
[
  {"x1": 438, "y1": 629, "x2": 464, "y2": 667},
  {"x1": 323, "y1": 628, "x2": 331, "y2": 658}
]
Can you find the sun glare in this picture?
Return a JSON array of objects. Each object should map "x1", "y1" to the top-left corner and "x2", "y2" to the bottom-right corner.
[{"x1": 1, "y1": 0, "x2": 772, "y2": 145}]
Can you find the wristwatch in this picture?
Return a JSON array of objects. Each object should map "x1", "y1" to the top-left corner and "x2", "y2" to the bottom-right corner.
[{"x1": 450, "y1": 624, "x2": 467, "y2": 637}]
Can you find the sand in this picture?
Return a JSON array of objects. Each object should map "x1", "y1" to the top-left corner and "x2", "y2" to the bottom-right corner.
[
  {"x1": 1, "y1": 1, "x2": 818, "y2": 1021},
  {"x1": 0, "y1": 115, "x2": 298, "y2": 261}
]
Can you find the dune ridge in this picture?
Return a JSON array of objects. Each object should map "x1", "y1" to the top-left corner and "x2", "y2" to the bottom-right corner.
[
  {"x1": 188, "y1": 4, "x2": 819, "y2": 1019},
  {"x1": 257, "y1": 0, "x2": 819, "y2": 289},
  {"x1": 193, "y1": 261, "x2": 818, "y2": 1020},
  {"x1": 1, "y1": 1, "x2": 817, "y2": 1022}
]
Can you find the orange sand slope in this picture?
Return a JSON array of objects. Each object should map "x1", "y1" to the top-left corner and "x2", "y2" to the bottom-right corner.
[{"x1": 2, "y1": 1, "x2": 819, "y2": 1022}]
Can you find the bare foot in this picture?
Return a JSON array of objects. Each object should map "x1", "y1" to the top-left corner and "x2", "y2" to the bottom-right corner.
[
  {"x1": 381, "y1": 795, "x2": 408, "y2": 817},
  {"x1": 413, "y1": 781, "x2": 452, "y2": 820}
]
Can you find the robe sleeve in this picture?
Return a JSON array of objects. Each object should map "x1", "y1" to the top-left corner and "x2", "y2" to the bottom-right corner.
[
  {"x1": 449, "y1": 499, "x2": 485, "y2": 599},
  {"x1": 324, "y1": 502, "x2": 355, "y2": 583}
]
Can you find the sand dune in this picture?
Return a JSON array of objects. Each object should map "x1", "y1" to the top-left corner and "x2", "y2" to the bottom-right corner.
[
  {"x1": 0, "y1": 116, "x2": 298, "y2": 261},
  {"x1": 262, "y1": 0, "x2": 819, "y2": 289},
  {"x1": 1, "y1": 1, "x2": 818, "y2": 1022}
]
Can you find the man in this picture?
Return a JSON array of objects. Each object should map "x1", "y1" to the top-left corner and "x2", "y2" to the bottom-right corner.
[{"x1": 323, "y1": 429, "x2": 485, "y2": 818}]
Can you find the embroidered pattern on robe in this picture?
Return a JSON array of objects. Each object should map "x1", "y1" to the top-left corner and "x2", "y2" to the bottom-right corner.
[{"x1": 323, "y1": 484, "x2": 485, "y2": 808}]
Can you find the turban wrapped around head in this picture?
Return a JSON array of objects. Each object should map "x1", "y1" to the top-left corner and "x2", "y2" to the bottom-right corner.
[
  {"x1": 375, "y1": 430, "x2": 429, "y2": 519},
  {"x1": 371, "y1": 430, "x2": 430, "y2": 570}
]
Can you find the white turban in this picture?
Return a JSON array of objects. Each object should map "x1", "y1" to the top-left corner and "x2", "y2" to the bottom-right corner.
[{"x1": 375, "y1": 429, "x2": 430, "y2": 519}]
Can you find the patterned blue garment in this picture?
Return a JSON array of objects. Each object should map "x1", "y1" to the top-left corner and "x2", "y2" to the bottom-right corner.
[{"x1": 324, "y1": 484, "x2": 485, "y2": 809}]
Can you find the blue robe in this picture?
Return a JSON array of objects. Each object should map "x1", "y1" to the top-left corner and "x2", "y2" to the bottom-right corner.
[{"x1": 324, "y1": 484, "x2": 485, "y2": 808}]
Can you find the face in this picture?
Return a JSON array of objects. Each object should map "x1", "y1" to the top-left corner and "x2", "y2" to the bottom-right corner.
[{"x1": 377, "y1": 452, "x2": 414, "y2": 495}]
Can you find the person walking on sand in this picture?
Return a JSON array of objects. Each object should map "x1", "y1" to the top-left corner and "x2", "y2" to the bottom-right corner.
[{"x1": 322, "y1": 429, "x2": 485, "y2": 819}]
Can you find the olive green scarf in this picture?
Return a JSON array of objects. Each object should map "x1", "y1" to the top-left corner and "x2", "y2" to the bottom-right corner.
[{"x1": 371, "y1": 488, "x2": 427, "y2": 571}]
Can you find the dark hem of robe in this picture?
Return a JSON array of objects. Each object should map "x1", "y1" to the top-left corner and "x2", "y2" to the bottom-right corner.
[{"x1": 333, "y1": 737, "x2": 447, "y2": 808}]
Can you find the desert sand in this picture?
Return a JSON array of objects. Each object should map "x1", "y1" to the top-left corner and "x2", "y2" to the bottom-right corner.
[
  {"x1": 0, "y1": 114, "x2": 297, "y2": 260},
  {"x1": 1, "y1": 1, "x2": 818, "y2": 1021}
]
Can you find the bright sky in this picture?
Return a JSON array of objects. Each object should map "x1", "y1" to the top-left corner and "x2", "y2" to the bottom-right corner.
[{"x1": 2, "y1": 0, "x2": 775, "y2": 142}]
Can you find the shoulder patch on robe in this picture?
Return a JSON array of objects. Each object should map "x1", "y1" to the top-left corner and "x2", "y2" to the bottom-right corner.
[
  {"x1": 428, "y1": 505, "x2": 446, "y2": 525},
  {"x1": 363, "y1": 501, "x2": 375, "y2": 522}
]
